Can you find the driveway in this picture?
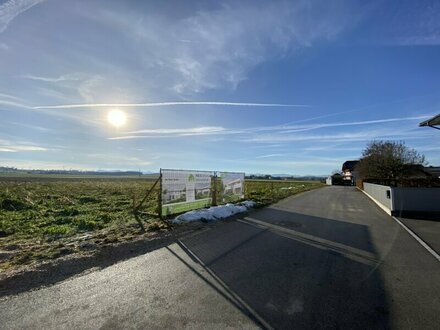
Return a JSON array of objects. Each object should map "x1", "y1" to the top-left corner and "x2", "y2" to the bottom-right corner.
[{"x1": 1, "y1": 186, "x2": 439, "y2": 329}]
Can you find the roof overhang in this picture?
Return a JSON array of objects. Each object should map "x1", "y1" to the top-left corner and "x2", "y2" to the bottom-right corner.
[{"x1": 420, "y1": 114, "x2": 440, "y2": 130}]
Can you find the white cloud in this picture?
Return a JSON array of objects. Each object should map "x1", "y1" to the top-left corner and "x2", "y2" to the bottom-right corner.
[
  {"x1": 106, "y1": 114, "x2": 432, "y2": 142},
  {"x1": 267, "y1": 115, "x2": 431, "y2": 134},
  {"x1": 108, "y1": 126, "x2": 236, "y2": 140},
  {"x1": 20, "y1": 73, "x2": 129, "y2": 105},
  {"x1": 250, "y1": 144, "x2": 284, "y2": 149},
  {"x1": 33, "y1": 101, "x2": 309, "y2": 110},
  {"x1": 126, "y1": 126, "x2": 225, "y2": 135},
  {"x1": 0, "y1": 0, "x2": 46, "y2": 33},
  {"x1": 0, "y1": 139, "x2": 49, "y2": 152},
  {"x1": 93, "y1": 1, "x2": 363, "y2": 94},
  {"x1": 77, "y1": 75, "x2": 106, "y2": 103},
  {"x1": 255, "y1": 154, "x2": 285, "y2": 159},
  {"x1": 0, "y1": 98, "x2": 31, "y2": 109},
  {"x1": 228, "y1": 115, "x2": 431, "y2": 137},
  {"x1": 246, "y1": 129, "x2": 429, "y2": 144},
  {"x1": 0, "y1": 92, "x2": 25, "y2": 101},
  {"x1": 0, "y1": 159, "x2": 93, "y2": 170},
  {"x1": 20, "y1": 73, "x2": 86, "y2": 82},
  {"x1": 0, "y1": 94, "x2": 106, "y2": 127},
  {"x1": 223, "y1": 157, "x2": 344, "y2": 169},
  {"x1": 85, "y1": 153, "x2": 153, "y2": 166},
  {"x1": 6, "y1": 121, "x2": 52, "y2": 132},
  {"x1": 11, "y1": 145, "x2": 48, "y2": 151},
  {"x1": 108, "y1": 135, "x2": 156, "y2": 141},
  {"x1": 0, "y1": 93, "x2": 31, "y2": 109}
]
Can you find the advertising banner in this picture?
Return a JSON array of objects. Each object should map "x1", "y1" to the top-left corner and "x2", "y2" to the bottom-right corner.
[
  {"x1": 161, "y1": 169, "x2": 214, "y2": 216},
  {"x1": 217, "y1": 172, "x2": 245, "y2": 203}
]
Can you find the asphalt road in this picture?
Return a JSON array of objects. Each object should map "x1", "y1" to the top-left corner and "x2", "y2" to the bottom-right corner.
[
  {"x1": 1, "y1": 186, "x2": 439, "y2": 329},
  {"x1": 398, "y1": 217, "x2": 440, "y2": 254}
]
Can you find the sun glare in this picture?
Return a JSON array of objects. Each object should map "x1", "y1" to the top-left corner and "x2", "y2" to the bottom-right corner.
[{"x1": 107, "y1": 109, "x2": 127, "y2": 127}]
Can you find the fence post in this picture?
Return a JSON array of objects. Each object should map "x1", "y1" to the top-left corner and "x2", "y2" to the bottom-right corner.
[
  {"x1": 132, "y1": 193, "x2": 146, "y2": 233},
  {"x1": 243, "y1": 176, "x2": 246, "y2": 200},
  {"x1": 158, "y1": 171, "x2": 163, "y2": 220}
]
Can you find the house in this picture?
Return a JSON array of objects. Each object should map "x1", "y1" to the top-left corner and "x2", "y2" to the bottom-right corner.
[
  {"x1": 342, "y1": 160, "x2": 359, "y2": 185},
  {"x1": 403, "y1": 165, "x2": 435, "y2": 179},
  {"x1": 329, "y1": 173, "x2": 344, "y2": 186},
  {"x1": 326, "y1": 176, "x2": 332, "y2": 185},
  {"x1": 424, "y1": 166, "x2": 440, "y2": 179}
]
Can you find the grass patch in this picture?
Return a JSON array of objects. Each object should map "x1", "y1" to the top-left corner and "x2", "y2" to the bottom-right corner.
[
  {"x1": 0, "y1": 178, "x2": 160, "y2": 268},
  {"x1": 43, "y1": 224, "x2": 74, "y2": 237},
  {"x1": 245, "y1": 180, "x2": 324, "y2": 205},
  {"x1": 0, "y1": 176, "x2": 323, "y2": 269},
  {"x1": 0, "y1": 196, "x2": 30, "y2": 211}
]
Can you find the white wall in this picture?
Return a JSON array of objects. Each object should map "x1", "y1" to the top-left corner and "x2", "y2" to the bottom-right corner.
[
  {"x1": 363, "y1": 183, "x2": 440, "y2": 216},
  {"x1": 363, "y1": 182, "x2": 392, "y2": 212}
]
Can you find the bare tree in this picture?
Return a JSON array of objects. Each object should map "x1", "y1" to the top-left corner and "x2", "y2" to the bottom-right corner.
[{"x1": 357, "y1": 141, "x2": 426, "y2": 179}]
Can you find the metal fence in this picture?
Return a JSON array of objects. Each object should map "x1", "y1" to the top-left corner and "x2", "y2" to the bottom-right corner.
[{"x1": 160, "y1": 169, "x2": 245, "y2": 217}]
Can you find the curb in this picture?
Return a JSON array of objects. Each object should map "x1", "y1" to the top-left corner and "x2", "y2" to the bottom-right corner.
[{"x1": 357, "y1": 187, "x2": 440, "y2": 262}]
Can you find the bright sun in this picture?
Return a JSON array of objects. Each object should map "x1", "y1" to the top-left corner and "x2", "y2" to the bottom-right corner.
[{"x1": 107, "y1": 109, "x2": 127, "y2": 127}]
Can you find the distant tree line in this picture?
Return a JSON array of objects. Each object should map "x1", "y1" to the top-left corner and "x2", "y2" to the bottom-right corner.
[
  {"x1": 246, "y1": 174, "x2": 325, "y2": 181},
  {"x1": 0, "y1": 167, "x2": 143, "y2": 176}
]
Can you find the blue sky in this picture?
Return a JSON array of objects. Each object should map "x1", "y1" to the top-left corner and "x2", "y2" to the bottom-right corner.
[{"x1": 0, "y1": 0, "x2": 439, "y2": 175}]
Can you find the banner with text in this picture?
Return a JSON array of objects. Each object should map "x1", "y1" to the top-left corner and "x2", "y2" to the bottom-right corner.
[{"x1": 161, "y1": 169, "x2": 214, "y2": 216}]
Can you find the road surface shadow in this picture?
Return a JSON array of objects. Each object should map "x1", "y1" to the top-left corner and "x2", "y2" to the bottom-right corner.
[
  {"x1": 248, "y1": 208, "x2": 376, "y2": 252},
  {"x1": 165, "y1": 240, "x2": 270, "y2": 329},
  {"x1": 0, "y1": 229, "x2": 191, "y2": 298},
  {"x1": 180, "y1": 214, "x2": 390, "y2": 329}
]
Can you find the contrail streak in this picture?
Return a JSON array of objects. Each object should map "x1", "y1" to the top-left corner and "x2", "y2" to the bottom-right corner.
[
  {"x1": 0, "y1": 0, "x2": 47, "y2": 34},
  {"x1": 32, "y1": 101, "x2": 311, "y2": 109}
]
